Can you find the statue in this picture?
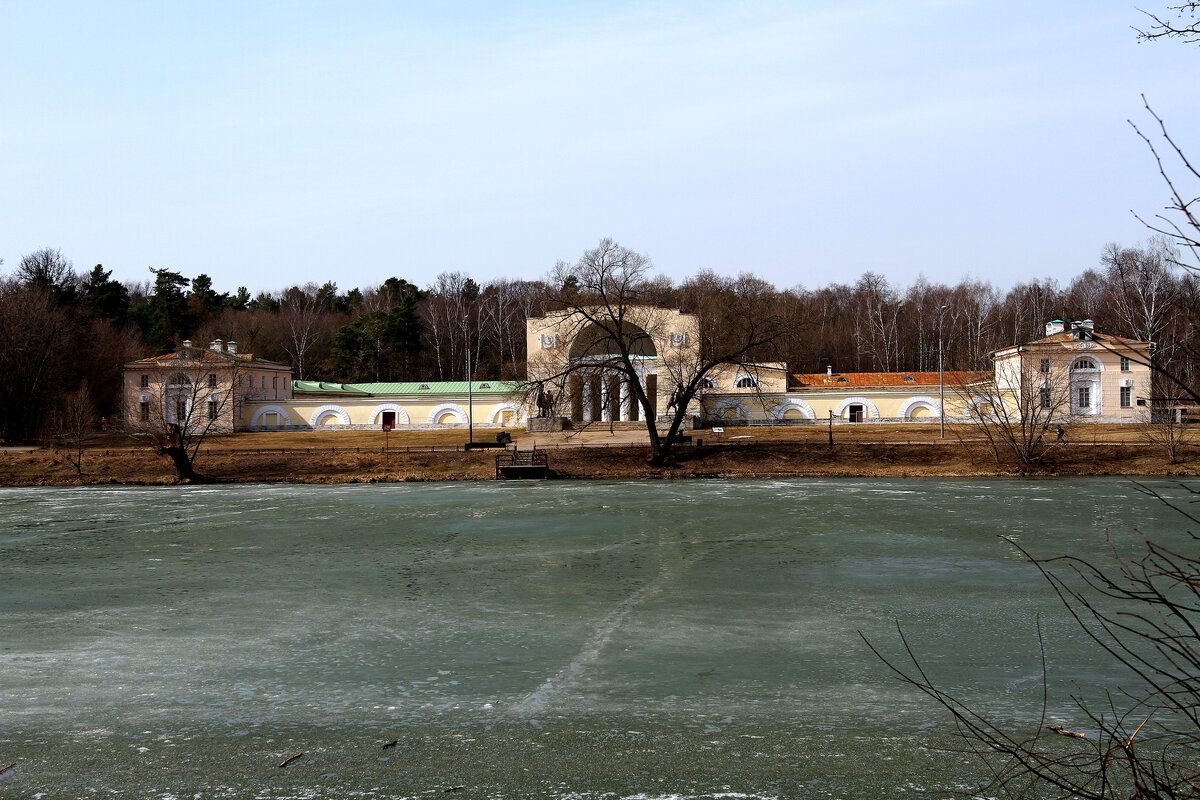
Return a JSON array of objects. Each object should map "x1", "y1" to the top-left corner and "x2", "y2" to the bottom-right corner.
[{"x1": 535, "y1": 384, "x2": 553, "y2": 418}]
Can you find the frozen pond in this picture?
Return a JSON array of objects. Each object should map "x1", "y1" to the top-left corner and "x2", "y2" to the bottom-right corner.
[{"x1": 0, "y1": 477, "x2": 1190, "y2": 798}]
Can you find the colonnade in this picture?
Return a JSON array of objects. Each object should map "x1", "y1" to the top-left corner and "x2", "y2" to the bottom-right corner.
[{"x1": 567, "y1": 371, "x2": 657, "y2": 423}]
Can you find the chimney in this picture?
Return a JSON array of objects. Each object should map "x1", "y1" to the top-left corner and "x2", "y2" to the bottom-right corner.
[
  {"x1": 826, "y1": 365, "x2": 833, "y2": 377},
  {"x1": 1045, "y1": 320, "x2": 1065, "y2": 336},
  {"x1": 227, "y1": 341, "x2": 238, "y2": 354},
  {"x1": 182, "y1": 339, "x2": 192, "y2": 348},
  {"x1": 1071, "y1": 319, "x2": 1095, "y2": 340},
  {"x1": 210, "y1": 339, "x2": 224, "y2": 351}
]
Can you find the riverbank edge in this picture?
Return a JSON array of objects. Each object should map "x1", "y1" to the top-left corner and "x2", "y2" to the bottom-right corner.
[{"x1": 2, "y1": 441, "x2": 1197, "y2": 487}]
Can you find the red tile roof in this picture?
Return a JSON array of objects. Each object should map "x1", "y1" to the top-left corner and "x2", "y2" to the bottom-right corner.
[
  {"x1": 791, "y1": 370, "x2": 989, "y2": 388},
  {"x1": 1024, "y1": 332, "x2": 1147, "y2": 346},
  {"x1": 124, "y1": 349, "x2": 288, "y2": 368}
]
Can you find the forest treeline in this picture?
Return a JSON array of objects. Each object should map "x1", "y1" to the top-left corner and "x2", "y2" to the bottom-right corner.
[{"x1": 0, "y1": 238, "x2": 1195, "y2": 442}]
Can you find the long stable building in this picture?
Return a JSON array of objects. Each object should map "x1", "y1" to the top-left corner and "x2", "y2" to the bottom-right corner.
[{"x1": 121, "y1": 318, "x2": 1153, "y2": 432}]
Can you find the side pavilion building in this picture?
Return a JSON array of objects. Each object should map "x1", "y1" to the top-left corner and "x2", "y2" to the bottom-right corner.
[
  {"x1": 121, "y1": 339, "x2": 527, "y2": 432},
  {"x1": 992, "y1": 319, "x2": 1152, "y2": 421}
]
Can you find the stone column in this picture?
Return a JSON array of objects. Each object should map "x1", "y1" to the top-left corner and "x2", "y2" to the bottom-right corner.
[
  {"x1": 619, "y1": 378, "x2": 630, "y2": 422},
  {"x1": 569, "y1": 375, "x2": 583, "y2": 422},
  {"x1": 582, "y1": 375, "x2": 594, "y2": 422},
  {"x1": 624, "y1": 377, "x2": 638, "y2": 422},
  {"x1": 600, "y1": 373, "x2": 611, "y2": 422}
]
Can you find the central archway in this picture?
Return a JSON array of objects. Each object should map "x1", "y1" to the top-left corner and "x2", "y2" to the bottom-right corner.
[{"x1": 568, "y1": 321, "x2": 656, "y2": 361}]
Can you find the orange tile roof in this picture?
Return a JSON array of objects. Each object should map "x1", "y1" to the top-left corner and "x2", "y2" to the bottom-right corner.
[
  {"x1": 125, "y1": 349, "x2": 288, "y2": 368},
  {"x1": 1024, "y1": 331, "x2": 1147, "y2": 346},
  {"x1": 791, "y1": 370, "x2": 989, "y2": 388}
]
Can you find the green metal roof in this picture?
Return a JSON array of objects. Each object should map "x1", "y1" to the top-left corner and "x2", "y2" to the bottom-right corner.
[{"x1": 293, "y1": 380, "x2": 523, "y2": 396}]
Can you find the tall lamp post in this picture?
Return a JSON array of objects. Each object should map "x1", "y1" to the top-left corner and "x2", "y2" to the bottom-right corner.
[
  {"x1": 938, "y1": 336, "x2": 945, "y2": 439},
  {"x1": 938, "y1": 304, "x2": 949, "y2": 439},
  {"x1": 464, "y1": 315, "x2": 474, "y2": 446}
]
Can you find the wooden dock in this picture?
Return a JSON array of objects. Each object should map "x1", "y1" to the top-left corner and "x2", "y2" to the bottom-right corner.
[{"x1": 495, "y1": 449, "x2": 549, "y2": 479}]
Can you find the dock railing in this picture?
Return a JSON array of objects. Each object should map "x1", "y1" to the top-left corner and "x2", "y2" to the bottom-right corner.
[{"x1": 495, "y1": 448, "x2": 549, "y2": 478}]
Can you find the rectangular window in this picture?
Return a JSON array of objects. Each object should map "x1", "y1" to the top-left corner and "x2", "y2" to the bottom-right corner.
[
  {"x1": 1120, "y1": 356, "x2": 1130, "y2": 372},
  {"x1": 1039, "y1": 358, "x2": 1050, "y2": 373},
  {"x1": 208, "y1": 373, "x2": 217, "y2": 388},
  {"x1": 262, "y1": 376, "x2": 266, "y2": 388},
  {"x1": 272, "y1": 376, "x2": 278, "y2": 389},
  {"x1": 1078, "y1": 386, "x2": 1091, "y2": 408},
  {"x1": 1039, "y1": 388, "x2": 1052, "y2": 409},
  {"x1": 1121, "y1": 386, "x2": 1132, "y2": 408},
  {"x1": 139, "y1": 401, "x2": 150, "y2": 421},
  {"x1": 140, "y1": 374, "x2": 149, "y2": 388},
  {"x1": 176, "y1": 400, "x2": 187, "y2": 422},
  {"x1": 208, "y1": 400, "x2": 218, "y2": 420}
]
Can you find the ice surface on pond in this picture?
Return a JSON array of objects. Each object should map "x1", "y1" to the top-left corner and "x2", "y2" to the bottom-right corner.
[{"x1": 0, "y1": 477, "x2": 1190, "y2": 798}]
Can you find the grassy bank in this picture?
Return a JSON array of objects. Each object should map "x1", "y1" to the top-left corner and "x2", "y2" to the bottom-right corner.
[{"x1": 1, "y1": 424, "x2": 1196, "y2": 486}]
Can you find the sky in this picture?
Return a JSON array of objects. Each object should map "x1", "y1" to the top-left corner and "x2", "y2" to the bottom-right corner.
[{"x1": 2, "y1": 1, "x2": 1197, "y2": 296}]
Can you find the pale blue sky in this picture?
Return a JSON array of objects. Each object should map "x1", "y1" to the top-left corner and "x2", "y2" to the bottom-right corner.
[{"x1": 2, "y1": 1, "x2": 1196, "y2": 294}]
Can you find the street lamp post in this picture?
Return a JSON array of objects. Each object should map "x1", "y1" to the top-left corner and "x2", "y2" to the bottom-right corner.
[
  {"x1": 937, "y1": 304, "x2": 949, "y2": 440},
  {"x1": 939, "y1": 336, "x2": 945, "y2": 439},
  {"x1": 464, "y1": 316, "x2": 474, "y2": 446}
]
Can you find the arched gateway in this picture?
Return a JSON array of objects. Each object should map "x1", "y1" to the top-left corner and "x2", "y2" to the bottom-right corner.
[{"x1": 530, "y1": 310, "x2": 693, "y2": 425}]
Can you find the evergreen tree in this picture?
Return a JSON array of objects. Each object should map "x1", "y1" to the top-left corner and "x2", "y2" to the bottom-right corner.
[
  {"x1": 190, "y1": 273, "x2": 229, "y2": 314},
  {"x1": 80, "y1": 264, "x2": 131, "y2": 323},
  {"x1": 227, "y1": 286, "x2": 251, "y2": 311},
  {"x1": 130, "y1": 268, "x2": 194, "y2": 351},
  {"x1": 329, "y1": 297, "x2": 424, "y2": 382}
]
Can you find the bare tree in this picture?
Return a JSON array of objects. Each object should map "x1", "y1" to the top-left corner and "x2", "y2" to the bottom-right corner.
[
  {"x1": 958, "y1": 359, "x2": 1073, "y2": 468},
  {"x1": 1131, "y1": 98, "x2": 1200, "y2": 272},
  {"x1": 278, "y1": 284, "x2": 330, "y2": 380},
  {"x1": 0, "y1": 280, "x2": 69, "y2": 442},
  {"x1": 420, "y1": 272, "x2": 479, "y2": 381},
  {"x1": 16, "y1": 247, "x2": 76, "y2": 293},
  {"x1": 1136, "y1": 1, "x2": 1200, "y2": 44},
  {"x1": 852, "y1": 272, "x2": 903, "y2": 372},
  {"x1": 865, "y1": 484, "x2": 1200, "y2": 800},
  {"x1": 1143, "y1": 393, "x2": 1192, "y2": 463},
  {"x1": 1102, "y1": 238, "x2": 1179, "y2": 349},
  {"x1": 531, "y1": 240, "x2": 790, "y2": 466},
  {"x1": 49, "y1": 381, "x2": 97, "y2": 473},
  {"x1": 952, "y1": 279, "x2": 1000, "y2": 369},
  {"x1": 478, "y1": 279, "x2": 544, "y2": 379},
  {"x1": 1001, "y1": 279, "x2": 1064, "y2": 350}
]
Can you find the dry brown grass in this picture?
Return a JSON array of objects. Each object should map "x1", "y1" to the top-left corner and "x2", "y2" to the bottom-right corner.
[{"x1": 0, "y1": 423, "x2": 1194, "y2": 486}]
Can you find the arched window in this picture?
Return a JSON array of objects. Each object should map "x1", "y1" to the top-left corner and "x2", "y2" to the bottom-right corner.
[
  {"x1": 697, "y1": 376, "x2": 716, "y2": 390},
  {"x1": 735, "y1": 376, "x2": 758, "y2": 389},
  {"x1": 1071, "y1": 359, "x2": 1096, "y2": 371}
]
